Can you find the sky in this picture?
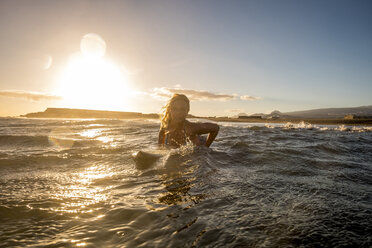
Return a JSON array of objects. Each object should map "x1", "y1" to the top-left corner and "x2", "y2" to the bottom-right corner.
[{"x1": 0, "y1": 0, "x2": 371, "y2": 117}]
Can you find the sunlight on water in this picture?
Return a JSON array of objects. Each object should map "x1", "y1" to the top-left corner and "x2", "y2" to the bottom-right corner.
[
  {"x1": 97, "y1": 136, "x2": 114, "y2": 143},
  {"x1": 1, "y1": 118, "x2": 371, "y2": 247},
  {"x1": 79, "y1": 129, "x2": 101, "y2": 138},
  {"x1": 79, "y1": 129, "x2": 114, "y2": 143},
  {"x1": 47, "y1": 165, "x2": 115, "y2": 216},
  {"x1": 72, "y1": 240, "x2": 87, "y2": 247},
  {"x1": 76, "y1": 165, "x2": 114, "y2": 184},
  {"x1": 51, "y1": 184, "x2": 107, "y2": 214}
]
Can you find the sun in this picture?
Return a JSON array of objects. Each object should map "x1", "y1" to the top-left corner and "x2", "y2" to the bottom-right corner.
[{"x1": 55, "y1": 33, "x2": 133, "y2": 111}]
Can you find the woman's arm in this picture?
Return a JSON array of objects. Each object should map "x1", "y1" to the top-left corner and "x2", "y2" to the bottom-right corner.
[
  {"x1": 191, "y1": 122, "x2": 219, "y2": 147},
  {"x1": 158, "y1": 128, "x2": 166, "y2": 146}
]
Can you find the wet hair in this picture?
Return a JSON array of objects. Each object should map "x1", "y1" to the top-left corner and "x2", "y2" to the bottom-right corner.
[{"x1": 160, "y1": 94, "x2": 190, "y2": 130}]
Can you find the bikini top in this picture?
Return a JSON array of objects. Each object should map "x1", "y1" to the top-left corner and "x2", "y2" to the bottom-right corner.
[{"x1": 164, "y1": 125, "x2": 187, "y2": 146}]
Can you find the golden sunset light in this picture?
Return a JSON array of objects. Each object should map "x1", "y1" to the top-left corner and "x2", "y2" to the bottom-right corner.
[
  {"x1": 54, "y1": 33, "x2": 134, "y2": 111},
  {"x1": 1, "y1": 1, "x2": 372, "y2": 247}
]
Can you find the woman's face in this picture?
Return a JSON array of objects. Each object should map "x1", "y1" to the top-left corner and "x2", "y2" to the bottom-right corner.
[{"x1": 170, "y1": 100, "x2": 189, "y2": 123}]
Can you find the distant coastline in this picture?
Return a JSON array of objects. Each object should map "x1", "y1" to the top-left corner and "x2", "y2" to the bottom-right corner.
[
  {"x1": 20, "y1": 107, "x2": 372, "y2": 126},
  {"x1": 21, "y1": 108, "x2": 159, "y2": 119},
  {"x1": 204, "y1": 117, "x2": 372, "y2": 126}
]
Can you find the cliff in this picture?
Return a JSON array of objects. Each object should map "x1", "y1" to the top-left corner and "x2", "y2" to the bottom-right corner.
[{"x1": 21, "y1": 108, "x2": 159, "y2": 119}]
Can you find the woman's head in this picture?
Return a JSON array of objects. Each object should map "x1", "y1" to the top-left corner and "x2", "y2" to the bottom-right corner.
[{"x1": 160, "y1": 94, "x2": 190, "y2": 129}]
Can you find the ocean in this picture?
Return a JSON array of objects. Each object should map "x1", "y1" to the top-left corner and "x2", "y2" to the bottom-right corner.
[{"x1": 0, "y1": 117, "x2": 371, "y2": 247}]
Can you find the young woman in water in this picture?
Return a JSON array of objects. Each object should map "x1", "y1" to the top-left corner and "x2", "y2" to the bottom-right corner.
[{"x1": 158, "y1": 94, "x2": 219, "y2": 148}]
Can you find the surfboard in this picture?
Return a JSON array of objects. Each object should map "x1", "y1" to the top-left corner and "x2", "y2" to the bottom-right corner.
[{"x1": 132, "y1": 151, "x2": 162, "y2": 170}]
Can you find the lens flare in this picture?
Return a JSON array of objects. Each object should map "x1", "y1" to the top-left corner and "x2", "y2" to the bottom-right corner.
[
  {"x1": 48, "y1": 127, "x2": 75, "y2": 149},
  {"x1": 80, "y1": 33, "x2": 106, "y2": 58}
]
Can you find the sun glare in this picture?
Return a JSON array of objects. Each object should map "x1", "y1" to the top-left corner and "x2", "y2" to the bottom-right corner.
[{"x1": 55, "y1": 34, "x2": 133, "y2": 111}]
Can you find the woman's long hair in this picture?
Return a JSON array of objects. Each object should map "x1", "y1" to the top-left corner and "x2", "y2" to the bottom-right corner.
[{"x1": 160, "y1": 94, "x2": 190, "y2": 130}]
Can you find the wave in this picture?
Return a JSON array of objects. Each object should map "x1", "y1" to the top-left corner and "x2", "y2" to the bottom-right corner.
[
  {"x1": 0, "y1": 135, "x2": 50, "y2": 147},
  {"x1": 0, "y1": 134, "x2": 110, "y2": 150},
  {"x1": 220, "y1": 122, "x2": 372, "y2": 133},
  {"x1": 309, "y1": 142, "x2": 349, "y2": 155},
  {"x1": 1, "y1": 118, "x2": 371, "y2": 247},
  {"x1": 284, "y1": 122, "x2": 372, "y2": 133},
  {"x1": 0, "y1": 205, "x2": 56, "y2": 221},
  {"x1": 0, "y1": 151, "x2": 111, "y2": 168}
]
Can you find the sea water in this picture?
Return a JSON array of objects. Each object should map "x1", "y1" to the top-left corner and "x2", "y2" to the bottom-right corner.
[{"x1": 0, "y1": 118, "x2": 371, "y2": 247}]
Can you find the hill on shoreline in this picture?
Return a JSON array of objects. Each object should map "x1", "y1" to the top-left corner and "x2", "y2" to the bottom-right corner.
[
  {"x1": 21, "y1": 108, "x2": 159, "y2": 119},
  {"x1": 20, "y1": 105, "x2": 372, "y2": 120},
  {"x1": 248, "y1": 105, "x2": 372, "y2": 119},
  {"x1": 281, "y1": 105, "x2": 372, "y2": 118}
]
